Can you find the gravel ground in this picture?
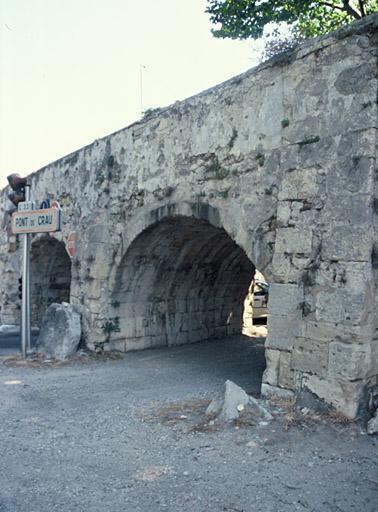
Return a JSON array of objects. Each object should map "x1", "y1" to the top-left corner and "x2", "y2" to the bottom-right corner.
[{"x1": 0, "y1": 335, "x2": 377, "y2": 512}]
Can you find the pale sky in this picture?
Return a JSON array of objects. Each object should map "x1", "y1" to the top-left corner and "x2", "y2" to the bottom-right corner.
[{"x1": 0, "y1": 0, "x2": 262, "y2": 188}]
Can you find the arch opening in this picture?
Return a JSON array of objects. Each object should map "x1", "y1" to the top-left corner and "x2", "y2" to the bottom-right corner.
[
  {"x1": 111, "y1": 216, "x2": 267, "y2": 352},
  {"x1": 30, "y1": 236, "x2": 72, "y2": 327}
]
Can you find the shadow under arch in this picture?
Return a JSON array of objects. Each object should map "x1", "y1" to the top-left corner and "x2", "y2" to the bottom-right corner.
[
  {"x1": 110, "y1": 213, "x2": 257, "y2": 351},
  {"x1": 109, "y1": 201, "x2": 274, "y2": 293},
  {"x1": 30, "y1": 235, "x2": 72, "y2": 326}
]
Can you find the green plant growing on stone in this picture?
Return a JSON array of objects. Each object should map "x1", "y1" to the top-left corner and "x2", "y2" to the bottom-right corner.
[
  {"x1": 300, "y1": 301, "x2": 312, "y2": 317},
  {"x1": 217, "y1": 189, "x2": 229, "y2": 199},
  {"x1": 255, "y1": 152, "x2": 265, "y2": 167},
  {"x1": 264, "y1": 185, "x2": 274, "y2": 195},
  {"x1": 205, "y1": 157, "x2": 230, "y2": 180},
  {"x1": 95, "y1": 171, "x2": 106, "y2": 185},
  {"x1": 281, "y1": 118, "x2": 290, "y2": 128},
  {"x1": 196, "y1": 191, "x2": 207, "y2": 200},
  {"x1": 298, "y1": 135, "x2": 320, "y2": 148},
  {"x1": 107, "y1": 155, "x2": 115, "y2": 168},
  {"x1": 111, "y1": 299, "x2": 121, "y2": 309},
  {"x1": 228, "y1": 127, "x2": 238, "y2": 149},
  {"x1": 206, "y1": 0, "x2": 375, "y2": 60},
  {"x1": 102, "y1": 316, "x2": 121, "y2": 340},
  {"x1": 143, "y1": 107, "x2": 162, "y2": 119}
]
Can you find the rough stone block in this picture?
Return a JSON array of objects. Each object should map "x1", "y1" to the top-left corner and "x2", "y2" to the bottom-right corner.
[
  {"x1": 301, "y1": 373, "x2": 365, "y2": 419},
  {"x1": 370, "y1": 339, "x2": 378, "y2": 378},
  {"x1": 108, "y1": 340, "x2": 126, "y2": 352},
  {"x1": 125, "y1": 336, "x2": 152, "y2": 351},
  {"x1": 118, "y1": 317, "x2": 136, "y2": 338},
  {"x1": 262, "y1": 348, "x2": 280, "y2": 386},
  {"x1": 268, "y1": 283, "x2": 304, "y2": 315},
  {"x1": 87, "y1": 223, "x2": 109, "y2": 244},
  {"x1": 172, "y1": 331, "x2": 189, "y2": 346},
  {"x1": 315, "y1": 288, "x2": 367, "y2": 326},
  {"x1": 278, "y1": 168, "x2": 318, "y2": 200},
  {"x1": 275, "y1": 228, "x2": 313, "y2": 255},
  {"x1": 328, "y1": 341, "x2": 371, "y2": 381},
  {"x1": 261, "y1": 383, "x2": 295, "y2": 400},
  {"x1": 276, "y1": 201, "x2": 291, "y2": 226},
  {"x1": 321, "y1": 226, "x2": 372, "y2": 261},
  {"x1": 135, "y1": 316, "x2": 146, "y2": 338},
  {"x1": 367, "y1": 412, "x2": 378, "y2": 435},
  {"x1": 272, "y1": 252, "x2": 302, "y2": 284},
  {"x1": 150, "y1": 335, "x2": 167, "y2": 348},
  {"x1": 278, "y1": 351, "x2": 295, "y2": 389},
  {"x1": 326, "y1": 156, "x2": 375, "y2": 195},
  {"x1": 305, "y1": 321, "x2": 339, "y2": 342},
  {"x1": 266, "y1": 313, "x2": 304, "y2": 350},
  {"x1": 291, "y1": 337, "x2": 329, "y2": 377},
  {"x1": 86, "y1": 279, "x2": 103, "y2": 300}
]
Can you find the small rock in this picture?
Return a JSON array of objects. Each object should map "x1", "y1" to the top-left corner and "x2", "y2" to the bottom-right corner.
[{"x1": 367, "y1": 412, "x2": 378, "y2": 435}]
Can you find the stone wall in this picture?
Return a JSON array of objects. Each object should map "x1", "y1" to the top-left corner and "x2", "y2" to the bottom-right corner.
[{"x1": 0, "y1": 15, "x2": 377, "y2": 417}]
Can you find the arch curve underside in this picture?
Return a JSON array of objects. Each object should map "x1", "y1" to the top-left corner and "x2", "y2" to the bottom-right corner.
[
  {"x1": 30, "y1": 236, "x2": 72, "y2": 326},
  {"x1": 111, "y1": 216, "x2": 256, "y2": 351}
]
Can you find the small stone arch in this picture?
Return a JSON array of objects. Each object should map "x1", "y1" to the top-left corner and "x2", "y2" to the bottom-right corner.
[{"x1": 30, "y1": 235, "x2": 72, "y2": 326}]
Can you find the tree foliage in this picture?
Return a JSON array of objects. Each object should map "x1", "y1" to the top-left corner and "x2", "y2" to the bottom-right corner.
[{"x1": 206, "y1": 1, "x2": 378, "y2": 41}]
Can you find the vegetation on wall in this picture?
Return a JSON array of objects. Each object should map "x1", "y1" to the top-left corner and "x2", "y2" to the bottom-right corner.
[{"x1": 206, "y1": 1, "x2": 377, "y2": 58}]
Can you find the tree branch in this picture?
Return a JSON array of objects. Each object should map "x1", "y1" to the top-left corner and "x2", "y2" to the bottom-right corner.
[
  {"x1": 318, "y1": 1, "x2": 362, "y2": 18},
  {"x1": 342, "y1": 0, "x2": 363, "y2": 19},
  {"x1": 318, "y1": 2, "x2": 347, "y2": 12},
  {"x1": 358, "y1": 0, "x2": 366, "y2": 16}
]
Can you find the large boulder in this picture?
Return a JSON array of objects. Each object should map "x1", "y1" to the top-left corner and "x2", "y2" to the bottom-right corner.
[{"x1": 37, "y1": 302, "x2": 81, "y2": 361}]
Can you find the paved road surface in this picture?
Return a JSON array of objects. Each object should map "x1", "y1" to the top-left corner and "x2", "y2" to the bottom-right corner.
[{"x1": 0, "y1": 331, "x2": 38, "y2": 356}]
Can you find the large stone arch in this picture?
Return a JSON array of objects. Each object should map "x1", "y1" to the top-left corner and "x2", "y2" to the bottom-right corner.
[
  {"x1": 108, "y1": 201, "x2": 275, "y2": 294},
  {"x1": 30, "y1": 235, "x2": 72, "y2": 326},
  {"x1": 107, "y1": 203, "x2": 270, "y2": 351}
]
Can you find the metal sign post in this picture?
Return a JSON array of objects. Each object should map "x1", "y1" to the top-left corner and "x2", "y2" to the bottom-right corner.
[
  {"x1": 9, "y1": 184, "x2": 62, "y2": 358},
  {"x1": 21, "y1": 185, "x2": 31, "y2": 358},
  {"x1": 8, "y1": 193, "x2": 62, "y2": 358}
]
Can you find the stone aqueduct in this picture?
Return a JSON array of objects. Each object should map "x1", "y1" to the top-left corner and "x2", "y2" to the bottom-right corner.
[{"x1": 1, "y1": 16, "x2": 378, "y2": 417}]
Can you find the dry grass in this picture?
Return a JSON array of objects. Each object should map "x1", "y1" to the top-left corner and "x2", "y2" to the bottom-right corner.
[
  {"x1": 143, "y1": 397, "x2": 211, "y2": 427},
  {"x1": 270, "y1": 397, "x2": 352, "y2": 430},
  {"x1": 143, "y1": 397, "x2": 224, "y2": 433},
  {"x1": 189, "y1": 420, "x2": 219, "y2": 433}
]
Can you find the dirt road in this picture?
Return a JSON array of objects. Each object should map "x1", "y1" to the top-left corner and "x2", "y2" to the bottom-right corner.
[{"x1": 0, "y1": 336, "x2": 376, "y2": 512}]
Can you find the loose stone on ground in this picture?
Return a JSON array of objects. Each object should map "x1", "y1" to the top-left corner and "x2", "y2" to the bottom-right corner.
[
  {"x1": 206, "y1": 380, "x2": 273, "y2": 424},
  {"x1": 37, "y1": 302, "x2": 81, "y2": 361}
]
